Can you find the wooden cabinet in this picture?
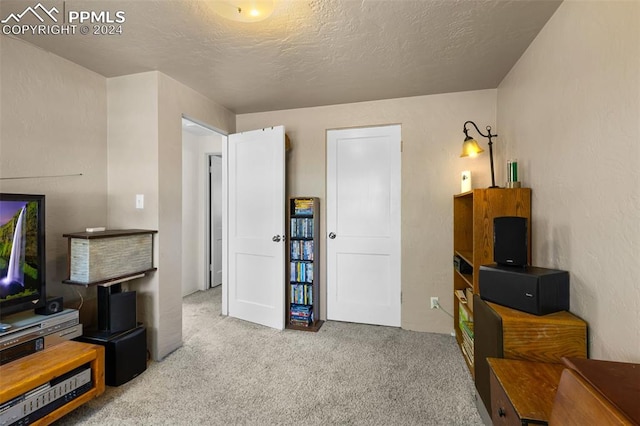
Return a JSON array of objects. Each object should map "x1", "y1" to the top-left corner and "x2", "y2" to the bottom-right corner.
[
  {"x1": 453, "y1": 188, "x2": 532, "y2": 374},
  {"x1": 474, "y1": 295, "x2": 587, "y2": 421},
  {"x1": 550, "y1": 358, "x2": 640, "y2": 425},
  {"x1": 488, "y1": 358, "x2": 565, "y2": 425},
  {"x1": 0, "y1": 340, "x2": 105, "y2": 425},
  {"x1": 287, "y1": 197, "x2": 323, "y2": 331},
  {"x1": 488, "y1": 357, "x2": 640, "y2": 426}
]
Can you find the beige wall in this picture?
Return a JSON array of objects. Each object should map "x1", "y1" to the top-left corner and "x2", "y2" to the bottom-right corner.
[
  {"x1": 107, "y1": 71, "x2": 160, "y2": 356},
  {"x1": 1, "y1": 34, "x2": 235, "y2": 360},
  {"x1": 0, "y1": 36, "x2": 107, "y2": 321},
  {"x1": 156, "y1": 73, "x2": 234, "y2": 359},
  {"x1": 497, "y1": 1, "x2": 640, "y2": 362},
  {"x1": 237, "y1": 90, "x2": 497, "y2": 334},
  {"x1": 108, "y1": 71, "x2": 234, "y2": 360}
]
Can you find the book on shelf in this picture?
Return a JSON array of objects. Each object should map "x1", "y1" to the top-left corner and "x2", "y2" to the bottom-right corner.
[
  {"x1": 460, "y1": 320, "x2": 474, "y2": 340},
  {"x1": 293, "y1": 198, "x2": 314, "y2": 216},
  {"x1": 290, "y1": 217, "x2": 314, "y2": 238},
  {"x1": 290, "y1": 304, "x2": 313, "y2": 325},
  {"x1": 290, "y1": 240, "x2": 314, "y2": 261},
  {"x1": 290, "y1": 261, "x2": 313, "y2": 283},
  {"x1": 461, "y1": 323, "x2": 474, "y2": 354},
  {"x1": 455, "y1": 289, "x2": 467, "y2": 303},
  {"x1": 458, "y1": 301, "x2": 471, "y2": 331},
  {"x1": 290, "y1": 318, "x2": 312, "y2": 327},
  {"x1": 461, "y1": 340, "x2": 474, "y2": 367},
  {"x1": 290, "y1": 284, "x2": 313, "y2": 305}
]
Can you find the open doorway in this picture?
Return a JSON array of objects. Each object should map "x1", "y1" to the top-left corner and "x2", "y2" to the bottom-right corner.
[{"x1": 181, "y1": 117, "x2": 225, "y2": 309}]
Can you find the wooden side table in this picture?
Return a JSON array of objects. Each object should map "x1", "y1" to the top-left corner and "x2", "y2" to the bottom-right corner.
[
  {"x1": 488, "y1": 357, "x2": 564, "y2": 425},
  {"x1": 550, "y1": 358, "x2": 640, "y2": 425}
]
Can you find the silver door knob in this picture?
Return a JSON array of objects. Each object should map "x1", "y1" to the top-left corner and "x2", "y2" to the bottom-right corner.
[
  {"x1": 272, "y1": 235, "x2": 281, "y2": 242},
  {"x1": 328, "y1": 232, "x2": 336, "y2": 239}
]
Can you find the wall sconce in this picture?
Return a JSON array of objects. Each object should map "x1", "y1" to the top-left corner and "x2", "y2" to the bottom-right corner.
[
  {"x1": 460, "y1": 120, "x2": 498, "y2": 188},
  {"x1": 212, "y1": 0, "x2": 274, "y2": 23}
]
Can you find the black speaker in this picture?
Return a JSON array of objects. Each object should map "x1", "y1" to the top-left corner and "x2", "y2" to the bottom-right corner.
[
  {"x1": 493, "y1": 216, "x2": 528, "y2": 266},
  {"x1": 479, "y1": 264, "x2": 569, "y2": 315},
  {"x1": 97, "y1": 285, "x2": 137, "y2": 333},
  {"x1": 35, "y1": 296, "x2": 64, "y2": 315},
  {"x1": 109, "y1": 291, "x2": 137, "y2": 333},
  {"x1": 78, "y1": 324, "x2": 147, "y2": 386}
]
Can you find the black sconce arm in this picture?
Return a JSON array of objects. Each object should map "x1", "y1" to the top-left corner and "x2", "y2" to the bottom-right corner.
[
  {"x1": 463, "y1": 120, "x2": 498, "y2": 145},
  {"x1": 462, "y1": 120, "x2": 498, "y2": 188}
]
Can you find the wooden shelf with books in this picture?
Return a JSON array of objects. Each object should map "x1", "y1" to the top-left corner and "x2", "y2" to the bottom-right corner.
[
  {"x1": 287, "y1": 197, "x2": 323, "y2": 332},
  {"x1": 452, "y1": 188, "x2": 532, "y2": 377}
]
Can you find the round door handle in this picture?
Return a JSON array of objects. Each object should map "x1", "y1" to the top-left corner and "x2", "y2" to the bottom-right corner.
[
  {"x1": 497, "y1": 407, "x2": 506, "y2": 418},
  {"x1": 272, "y1": 235, "x2": 281, "y2": 242},
  {"x1": 328, "y1": 232, "x2": 336, "y2": 239}
]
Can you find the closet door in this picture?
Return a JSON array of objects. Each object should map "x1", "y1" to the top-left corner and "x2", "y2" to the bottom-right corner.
[
  {"x1": 326, "y1": 125, "x2": 402, "y2": 327},
  {"x1": 227, "y1": 126, "x2": 286, "y2": 329}
]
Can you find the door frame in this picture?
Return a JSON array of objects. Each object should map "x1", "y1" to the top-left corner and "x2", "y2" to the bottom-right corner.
[
  {"x1": 221, "y1": 134, "x2": 228, "y2": 316},
  {"x1": 181, "y1": 117, "x2": 287, "y2": 324},
  {"x1": 206, "y1": 154, "x2": 223, "y2": 291},
  {"x1": 181, "y1": 114, "x2": 229, "y2": 315}
]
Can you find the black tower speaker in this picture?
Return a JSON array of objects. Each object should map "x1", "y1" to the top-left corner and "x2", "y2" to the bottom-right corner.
[
  {"x1": 97, "y1": 284, "x2": 137, "y2": 333},
  {"x1": 493, "y1": 216, "x2": 528, "y2": 266}
]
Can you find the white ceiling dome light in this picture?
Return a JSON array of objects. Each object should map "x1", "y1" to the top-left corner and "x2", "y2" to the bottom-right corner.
[{"x1": 211, "y1": 0, "x2": 275, "y2": 23}]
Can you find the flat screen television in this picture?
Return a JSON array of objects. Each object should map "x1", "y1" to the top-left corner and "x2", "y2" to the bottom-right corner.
[{"x1": 0, "y1": 193, "x2": 46, "y2": 318}]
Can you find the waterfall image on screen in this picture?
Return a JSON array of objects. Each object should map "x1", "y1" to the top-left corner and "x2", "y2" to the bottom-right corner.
[{"x1": 0, "y1": 201, "x2": 37, "y2": 300}]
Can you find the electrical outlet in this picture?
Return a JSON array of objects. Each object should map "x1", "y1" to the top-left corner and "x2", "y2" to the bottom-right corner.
[{"x1": 430, "y1": 297, "x2": 439, "y2": 309}]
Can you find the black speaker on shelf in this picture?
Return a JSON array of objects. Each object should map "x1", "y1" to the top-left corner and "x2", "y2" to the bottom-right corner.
[
  {"x1": 97, "y1": 284, "x2": 137, "y2": 333},
  {"x1": 479, "y1": 264, "x2": 569, "y2": 315},
  {"x1": 35, "y1": 296, "x2": 64, "y2": 315},
  {"x1": 493, "y1": 216, "x2": 528, "y2": 266}
]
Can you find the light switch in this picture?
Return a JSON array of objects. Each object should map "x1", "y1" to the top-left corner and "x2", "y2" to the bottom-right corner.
[{"x1": 136, "y1": 194, "x2": 144, "y2": 209}]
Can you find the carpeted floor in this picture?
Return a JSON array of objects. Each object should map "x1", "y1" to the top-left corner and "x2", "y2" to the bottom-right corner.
[{"x1": 56, "y1": 286, "x2": 483, "y2": 425}]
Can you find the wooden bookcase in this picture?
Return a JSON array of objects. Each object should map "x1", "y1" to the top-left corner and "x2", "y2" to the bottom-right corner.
[
  {"x1": 0, "y1": 340, "x2": 105, "y2": 425},
  {"x1": 287, "y1": 197, "x2": 323, "y2": 331},
  {"x1": 453, "y1": 188, "x2": 532, "y2": 376}
]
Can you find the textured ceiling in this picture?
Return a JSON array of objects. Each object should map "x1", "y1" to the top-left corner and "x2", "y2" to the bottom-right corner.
[{"x1": 1, "y1": 0, "x2": 562, "y2": 113}]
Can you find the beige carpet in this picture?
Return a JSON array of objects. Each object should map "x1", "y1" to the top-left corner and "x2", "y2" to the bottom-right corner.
[{"x1": 56, "y1": 286, "x2": 483, "y2": 425}]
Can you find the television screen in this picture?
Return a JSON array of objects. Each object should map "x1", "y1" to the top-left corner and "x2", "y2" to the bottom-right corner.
[{"x1": 0, "y1": 193, "x2": 46, "y2": 318}]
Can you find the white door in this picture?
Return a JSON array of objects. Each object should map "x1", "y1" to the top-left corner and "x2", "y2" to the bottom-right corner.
[
  {"x1": 326, "y1": 125, "x2": 401, "y2": 327},
  {"x1": 227, "y1": 126, "x2": 286, "y2": 329}
]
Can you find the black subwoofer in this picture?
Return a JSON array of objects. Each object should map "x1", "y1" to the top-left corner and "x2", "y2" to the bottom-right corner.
[{"x1": 78, "y1": 324, "x2": 147, "y2": 386}]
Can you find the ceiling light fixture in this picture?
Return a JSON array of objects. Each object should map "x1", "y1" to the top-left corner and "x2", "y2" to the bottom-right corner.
[
  {"x1": 460, "y1": 120, "x2": 498, "y2": 188},
  {"x1": 212, "y1": 0, "x2": 275, "y2": 23}
]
